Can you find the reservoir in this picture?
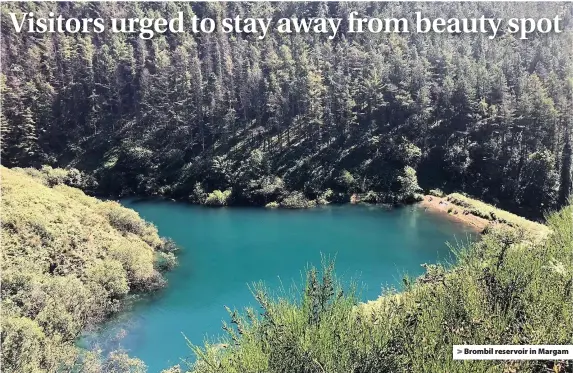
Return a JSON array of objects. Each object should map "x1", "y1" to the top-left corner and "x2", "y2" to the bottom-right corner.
[{"x1": 85, "y1": 201, "x2": 475, "y2": 372}]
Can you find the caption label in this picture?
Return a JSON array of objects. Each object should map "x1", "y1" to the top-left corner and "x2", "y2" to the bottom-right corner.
[{"x1": 453, "y1": 345, "x2": 573, "y2": 360}]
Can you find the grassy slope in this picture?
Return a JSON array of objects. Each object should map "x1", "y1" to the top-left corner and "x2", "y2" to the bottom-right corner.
[
  {"x1": 446, "y1": 193, "x2": 548, "y2": 234},
  {"x1": 1, "y1": 167, "x2": 172, "y2": 373},
  {"x1": 182, "y1": 202, "x2": 572, "y2": 373},
  {"x1": 421, "y1": 192, "x2": 550, "y2": 236}
]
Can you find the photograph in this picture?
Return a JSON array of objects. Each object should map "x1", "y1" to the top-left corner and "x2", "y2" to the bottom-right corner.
[{"x1": 1, "y1": 2, "x2": 572, "y2": 372}]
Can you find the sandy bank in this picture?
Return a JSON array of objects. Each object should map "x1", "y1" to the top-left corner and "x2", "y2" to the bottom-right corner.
[{"x1": 419, "y1": 195, "x2": 489, "y2": 232}]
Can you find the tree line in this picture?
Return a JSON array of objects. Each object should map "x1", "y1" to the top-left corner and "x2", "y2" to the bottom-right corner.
[{"x1": 1, "y1": 2, "x2": 572, "y2": 217}]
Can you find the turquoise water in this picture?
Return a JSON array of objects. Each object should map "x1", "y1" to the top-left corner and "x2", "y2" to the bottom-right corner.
[{"x1": 86, "y1": 201, "x2": 475, "y2": 372}]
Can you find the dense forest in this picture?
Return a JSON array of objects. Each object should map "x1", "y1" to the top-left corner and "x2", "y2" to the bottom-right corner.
[
  {"x1": 1, "y1": 166, "x2": 176, "y2": 372},
  {"x1": 1, "y1": 2, "x2": 572, "y2": 218}
]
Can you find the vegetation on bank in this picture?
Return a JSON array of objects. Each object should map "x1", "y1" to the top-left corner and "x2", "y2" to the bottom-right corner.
[
  {"x1": 445, "y1": 193, "x2": 548, "y2": 234},
  {"x1": 2, "y1": 3, "x2": 572, "y2": 218},
  {"x1": 1, "y1": 166, "x2": 177, "y2": 373},
  {"x1": 1, "y1": 165, "x2": 569, "y2": 373},
  {"x1": 167, "y1": 202, "x2": 572, "y2": 373},
  {"x1": 421, "y1": 192, "x2": 549, "y2": 234}
]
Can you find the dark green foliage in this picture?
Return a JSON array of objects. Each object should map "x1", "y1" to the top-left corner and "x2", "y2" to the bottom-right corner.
[
  {"x1": 2, "y1": 3, "x2": 572, "y2": 216},
  {"x1": 185, "y1": 203, "x2": 572, "y2": 373},
  {"x1": 280, "y1": 191, "x2": 316, "y2": 209},
  {"x1": 558, "y1": 140, "x2": 573, "y2": 205}
]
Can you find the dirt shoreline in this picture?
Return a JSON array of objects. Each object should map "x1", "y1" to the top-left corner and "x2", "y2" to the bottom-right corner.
[{"x1": 418, "y1": 195, "x2": 489, "y2": 232}]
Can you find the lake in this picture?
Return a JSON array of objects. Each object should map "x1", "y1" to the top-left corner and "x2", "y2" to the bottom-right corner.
[{"x1": 84, "y1": 201, "x2": 475, "y2": 372}]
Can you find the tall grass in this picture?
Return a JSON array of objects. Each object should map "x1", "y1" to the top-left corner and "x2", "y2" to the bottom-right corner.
[{"x1": 180, "y1": 203, "x2": 572, "y2": 373}]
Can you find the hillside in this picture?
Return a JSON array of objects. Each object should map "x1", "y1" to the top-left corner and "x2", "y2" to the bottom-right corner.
[
  {"x1": 1, "y1": 166, "x2": 176, "y2": 372},
  {"x1": 1, "y1": 2, "x2": 572, "y2": 218}
]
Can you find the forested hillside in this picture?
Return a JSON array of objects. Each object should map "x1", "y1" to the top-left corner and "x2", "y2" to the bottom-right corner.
[
  {"x1": 1, "y1": 2, "x2": 572, "y2": 217},
  {"x1": 1, "y1": 166, "x2": 176, "y2": 372}
]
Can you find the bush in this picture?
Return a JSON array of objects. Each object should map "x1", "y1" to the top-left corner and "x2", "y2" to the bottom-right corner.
[
  {"x1": 280, "y1": 191, "x2": 316, "y2": 209},
  {"x1": 205, "y1": 189, "x2": 232, "y2": 206},
  {"x1": 41, "y1": 166, "x2": 70, "y2": 186},
  {"x1": 446, "y1": 193, "x2": 547, "y2": 234},
  {"x1": 396, "y1": 166, "x2": 422, "y2": 201},
  {"x1": 411, "y1": 193, "x2": 424, "y2": 202},
  {"x1": 87, "y1": 259, "x2": 130, "y2": 299},
  {"x1": 428, "y1": 189, "x2": 445, "y2": 197},
  {"x1": 134, "y1": 270, "x2": 167, "y2": 292},
  {"x1": 190, "y1": 182, "x2": 206, "y2": 204},
  {"x1": 1, "y1": 317, "x2": 46, "y2": 373},
  {"x1": 398, "y1": 141, "x2": 422, "y2": 166},
  {"x1": 337, "y1": 170, "x2": 356, "y2": 193},
  {"x1": 160, "y1": 238, "x2": 179, "y2": 254},
  {"x1": 362, "y1": 190, "x2": 380, "y2": 203},
  {"x1": 265, "y1": 201, "x2": 279, "y2": 208},
  {"x1": 101, "y1": 350, "x2": 147, "y2": 373},
  {"x1": 14, "y1": 166, "x2": 96, "y2": 191},
  {"x1": 103, "y1": 202, "x2": 148, "y2": 236},
  {"x1": 101, "y1": 201, "x2": 162, "y2": 247},
  {"x1": 109, "y1": 242, "x2": 155, "y2": 287},
  {"x1": 316, "y1": 189, "x2": 334, "y2": 205},
  {"x1": 247, "y1": 176, "x2": 285, "y2": 204},
  {"x1": 156, "y1": 252, "x2": 178, "y2": 271}
]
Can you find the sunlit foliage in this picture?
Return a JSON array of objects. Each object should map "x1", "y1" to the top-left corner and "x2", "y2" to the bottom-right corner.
[
  {"x1": 1, "y1": 167, "x2": 175, "y2": 372},
  {"x1": 2, "y1": 3, "x2": 571, "y2": 216}
]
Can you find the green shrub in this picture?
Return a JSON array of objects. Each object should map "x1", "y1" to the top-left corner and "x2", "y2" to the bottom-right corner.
[
  {"x1": 412, "y1": 193, "x2": 424, "y2": 202},
  {"x1": 397, "y1": 140, "x2": 422, "y2": 166},
  {"x1": 109, "y1": 242, "x2": 156, "y2": 287},
  {"x1": 205, "y1": 189, "x2": 232, "y2": 206},
  {"x1": 428, "y1": 189, "x2": 445, "y2": 197},
  {"x1": 101, "y1": 350, "x2": 147, "y2": 373},
  {"x1": 1, "y1": 167, "x2": 172, "y2": 372},
  {"x1": 1, "y1": 317, "x2": 46, "y2": 373},
  {"x1": 14, "y1": 166, "x2": 96, "y2": 191},
  {"x1": 160, "y1": 238, "x2": 179, "y2": 254},
  {"x1": 316, "y1": 189, "x2": 334, "y2": 205},
  {"x1": 42, "y1": 166, "x2": 70, "y2": 186},
  {"x1": 362, "y1": 190, "x2": 379, "y2": 203},
  {"x1": 101, "y1": 201, "x2": 162, "y2": 247},
  {"x1": 103, "y1": 202, "x2": 148, "y2": 236},
  {"x1": 280, "y1": 191, "x2": 316, "y2": 209},
  {"x1": 87, "y1": 259, "x2": 130, "y2": 299},
  {"x1": 337, "y1": 170, "x2": 356, "y2": 193},
  {"x1": 247, "y1": 176, "x2": 286, "y2": 204},
  {"x1": 190, "y1": 182, "x2": 206, "y2": 204},
  {"x1": 156, "y1": 252, "x2": 178, "y2": 271},
  {"x1": 396, "y1": 166, "x2": 422, "y2": 201},
  {"x1": 446, "y1": 193, "x2": 547, "y2": 234},
  {"x1": 265, "y1": 201, "x2": 279, "y2": 208},
  {"x1": 161, "y1": 366, "x2": 183, "y2": 373}
]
